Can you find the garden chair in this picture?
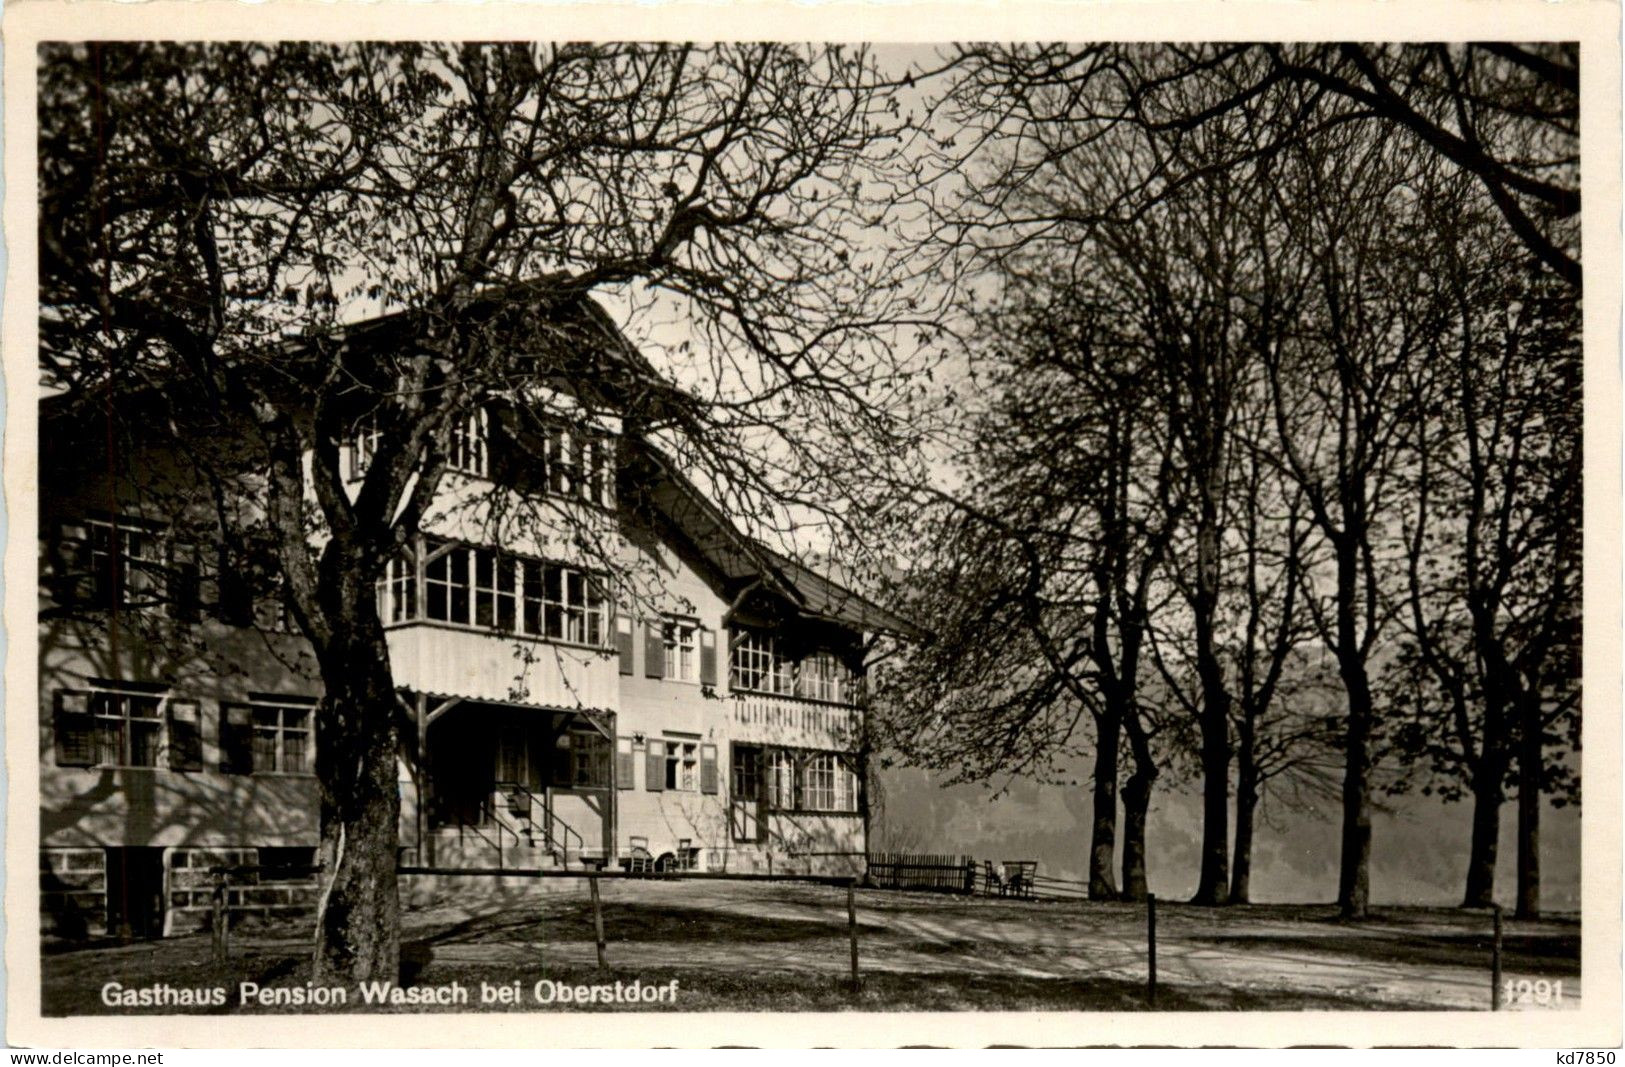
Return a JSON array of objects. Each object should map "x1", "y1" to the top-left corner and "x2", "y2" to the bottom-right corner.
[
  {"x1": 984, "y1": 859, "x2": 1007, "y2": 897},
  {"x1": 1002, "y1": 860, "x2": 1038, "y2": 900}
]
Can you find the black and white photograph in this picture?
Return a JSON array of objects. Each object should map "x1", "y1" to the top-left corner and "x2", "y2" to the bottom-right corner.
[{"x1": 4, "y1": 2, "x2": 1619, "y2": 1050}]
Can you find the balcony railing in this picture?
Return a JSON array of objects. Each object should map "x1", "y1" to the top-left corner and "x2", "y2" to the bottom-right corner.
[{"x1": 731, "y1": 689, "x2": 857, "y2": 741}]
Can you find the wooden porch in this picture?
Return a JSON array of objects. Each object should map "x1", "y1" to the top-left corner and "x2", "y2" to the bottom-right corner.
[{"x1": 398, "y1": 691, "x2": 617, "y2": 869}]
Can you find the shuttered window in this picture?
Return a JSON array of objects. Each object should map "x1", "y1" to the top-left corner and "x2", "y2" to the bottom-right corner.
[
  {"x1": 52, "y1": 691, "x2": 94, "y2": 767},
  {"x1": 53, "y1": 686, "x2": 169, "y2": 768},
  {"x1": 663, "y1": 618, "x2": 699, "y2": 682},
  {"x1": 55, "y1": 518, "x2": 195, "y2": 619},
  {"x1": 664, "y1": 739, "x2": 699, "y2": 791}
]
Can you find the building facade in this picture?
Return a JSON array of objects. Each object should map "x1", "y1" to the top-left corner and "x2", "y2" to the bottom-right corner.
[{"x1": 38, "y1": 319, "x2": 907, "y2": 940}]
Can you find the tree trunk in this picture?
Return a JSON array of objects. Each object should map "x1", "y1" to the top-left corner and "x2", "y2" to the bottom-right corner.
[
  {"x1": 1120, "y1": 767, "x2": 1153, "y2": 902},
  {"x1": 1190, "y1": 461, "x2": 1232, "y2": 907},
  {"x1": 310, "y1": 596, "x2": 403, "y2": 983},
  {"x1": 1515, "y1": 696, "x2": 1542, "y2": 919},
  {"x1": 1088, "y1": 708, "x2": 1121, "y2": 901},
  {"x1": 1231, "y1": 759, "x2": 1258, "y2": 905},
  {"x1": 1461, "y1": 751, "x2": 1507, "y2": 909},
  {"x1": 1336, "y1": 707, "x2": 1371, "y2": 918},
  {"x1": 1331, "y1": 530, "x2": 1373, "y2": 921},
  {"x1": 856, "y1": 726, "x2": 876, "y2": 889},
  {"x1": 1192, "y1": 708, "x2": 1231, "y2": 905}
]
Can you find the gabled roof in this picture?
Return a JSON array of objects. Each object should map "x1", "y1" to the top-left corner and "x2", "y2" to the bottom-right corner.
[
  {"x1": 42, "y1": 280, "x2": 921, "y2": 641},
  {"x1": 639, "y1": 449, "x2": 923, "y2": 640}
]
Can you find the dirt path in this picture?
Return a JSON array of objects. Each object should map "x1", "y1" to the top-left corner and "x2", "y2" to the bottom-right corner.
[{"x1": 403, "y1": 882, "x2": 1580, "y2": 1012}]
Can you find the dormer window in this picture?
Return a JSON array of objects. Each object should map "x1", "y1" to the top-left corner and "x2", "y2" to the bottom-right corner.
[
  {"x1": 349, "y1": 407, "x2": 488, "y2": 480},
  {"x1": 799, "y1": 650, "x2": 855, "y2": 705},
  {"x1": 50, "y1": 516, "x2": 198, "y2": 620},
  {"x1": 445, "y1": 408, "x2": 488, "y2": 477},
  {"x1": 730, "y1": 630, "x2": 794, "y2": 695},
  {"x1": 351, "y1": 415, "x2": 382, "y2": 473},
  {"x1": 543, "y1": 424, "x2": 612, "y2": 508},
  {"x1": 728, "y1": 628, "x2": 858, "y2": 704}
]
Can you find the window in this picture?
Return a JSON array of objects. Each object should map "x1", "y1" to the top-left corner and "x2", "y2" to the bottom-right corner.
[
  {"x1": 665, "y1": 739, "x2": 699, "y2": 791},
  {"x1": 55, "y1": 686, "x2": 205, "y2": 771},
  {"x1": 351, "y1": 414, "x2": 383, "y2": 474},
  {"x1": 87, "y1": 519, "x2": 165, "y2": 608},
  {"x1": 663, "y1": 618, "x2": 698, "y2": 682},
  {"x1": 801, "y1": 753, "x2": 858, "y2": 812},
  {"x1": 417, "y1": 542, "x2": 609, "y2": 645},
  {"x1": 446, "y1": 408, "x2": 488, "y2": 477},
  {"x1": 767, "y1": 749, "x2": 796, "y2": 808},
  {"x1": 731, "y1": 630, "x2": 793, "y2": 695},
  {"x1": 835, "y1": 757, "x2": 859, "y2": 813},
  {"x1": 92, "y1": 689, "x2": 163, "y2": 767},
  {"x1": 803, "y1": 753, "x2": 837, "y2": 811},
  {"x1": 731, "y1": 746, "x2": 761, "y2": 801},
  {"x1": 555, "y1": 729, "x2": 611, "y2": 789},
  {"x1": 378, "y1": 553, "x2": 417, "y2": 624},
  {"x1": 251, "y1": 704, "x2": 312, "y2": 774},
  {"x1": 352, "y1": 408, "x2": 487, "y2": 479},
  {"x1": 798, "y1": 651, "x2": 854, "y2": 704},
  {"x1": 222, "y1": 699, "x2": 315, "y2": 775},
  {"x1": 63, "y1": 517, "x2": 193, "y2": 614},
  {"x1": 543, "y1": 424, "x2": 613, "y2": 507}
]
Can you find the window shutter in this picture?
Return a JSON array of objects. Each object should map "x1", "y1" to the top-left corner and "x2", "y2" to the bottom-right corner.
[
  {"x1": 50, "y1": 522, "x2": 91, "y2": 604},
  {"x1": 217, "y1": 559, "x2": 254, "y2": 628},
  {"x1": 616, "y1": 737, "x2": 635, "y2": 790},
  {"x1": 219, "y1": 702, "x2": 254, "y2": 775},
  {"x1": 645, "y1": 740, "x2": 665, "y2": 792},
  {"x1": 699, "y1": 629, "x2": 717, "y2": 687},
  {"x1": 53, "y1": 690, "x2": 94, "y2": 767},
  {"x1": 644, "y1": 622, "x2": 665, "y2": 679},
  {"x1": 700, "y1": 744, "x2": 718, "y2": 794},
  {"x1": 616, "y1": 616, "x2": 635, "y2": 675},
  {"x1": 167, "y1": 699, "x2": 203, "y2": 771},
  {"x1": 169, "y1": 552, "x2": 200, "y2": 623}
]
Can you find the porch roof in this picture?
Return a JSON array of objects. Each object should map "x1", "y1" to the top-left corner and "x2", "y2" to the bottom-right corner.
[{"x1": 408, "y1": 690, "x2": 614, "y2": 734}]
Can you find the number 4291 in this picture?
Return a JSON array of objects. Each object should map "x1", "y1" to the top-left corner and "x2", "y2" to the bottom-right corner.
[{"x1": 1503, "y1": 978, "x2": 1564, "y2": 1006}]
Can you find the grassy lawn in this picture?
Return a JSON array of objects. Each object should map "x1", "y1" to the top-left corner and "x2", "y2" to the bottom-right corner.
[{"x1": 40, "y1": 884, "x2": 1579, "y2": 1015}]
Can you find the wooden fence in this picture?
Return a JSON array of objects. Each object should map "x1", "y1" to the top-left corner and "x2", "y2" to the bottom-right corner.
[{"x1": 865, "y1": 852, "x2": 976, "y2": 894}]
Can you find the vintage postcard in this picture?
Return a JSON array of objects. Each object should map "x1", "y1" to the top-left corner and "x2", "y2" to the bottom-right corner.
[{"x1": 3, "y1": 0, "x2": 1620, "y2": 1050}]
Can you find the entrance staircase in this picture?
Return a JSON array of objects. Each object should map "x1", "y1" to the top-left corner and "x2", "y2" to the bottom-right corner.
[{"x1": 423, "y1": 782, "x2": 589, "y2": 870}]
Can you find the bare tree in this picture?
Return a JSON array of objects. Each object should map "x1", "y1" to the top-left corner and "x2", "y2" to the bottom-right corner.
[
  {"x1": 872, "y1": 262, "x2": 1182, "y2": 901},
  {"x1": 933, "y1": 44, "x2": 1578, "y2": 286},
  {"x1": 1394, "y1": 184, "x2": 1582, "y2": 911},
  {"x1": 39, "y1": 42, "x2": 927, "y2": 981}
]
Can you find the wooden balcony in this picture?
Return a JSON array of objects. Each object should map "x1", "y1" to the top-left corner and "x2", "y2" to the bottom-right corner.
[
  {"x1": 730, "y1": 689, "x2": 858, "y2": 748},
  {"x1": 385, "y1": 622, "x2": 619, "y2": 710}
]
